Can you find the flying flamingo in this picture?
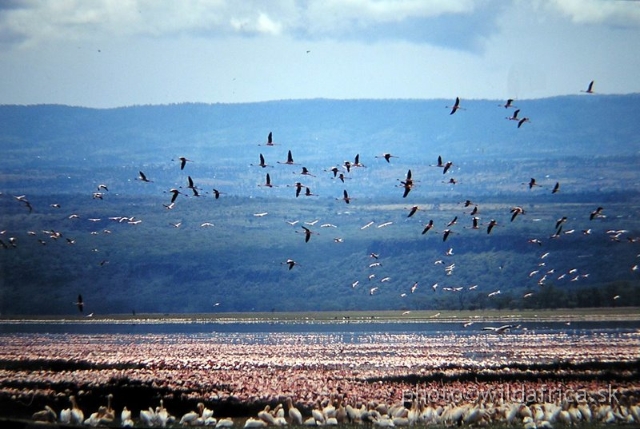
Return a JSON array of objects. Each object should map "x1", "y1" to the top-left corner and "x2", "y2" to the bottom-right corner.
[
  {"x1": 260, "y1": 131, "x2": 277, "y2": 146},
  {"x1": 282, "y1": 259, "x2": 299, "y2": 270},
  {"x1": 177, "y1": 156, "x2": 192, "y2": 170},
  {"x1": 581, "y1": 80, "x2": 595, "y2": 94},
  {"x1": 506, "y1": 109, "x2": 521, "y2": 121},
  {"x1": 73, "y1": 294, "x2": 84, "y2": 313},
  {"x1": 517, "y1": 117, "x2": 530, "y2": 128},
  {"x1": 421, "y1": 220, "x2": 434, "y2": 234},
  {"x1": 260, "y1": 173, "x2": 276, "y2": 188},
  {"x1": 500, "y1": 98, "x2": 516, "y2": 108},
  {"x1": 446, "y1": 97, "x2": 464, "y2": 114},
  {"x1": 251, "y1": 153, "x2": 272, "y2": 168},
  {"x1": 375, "y1": 153, "x2": 398, "y2": 163},
  {"x1": 278, "y1": 150, "x2": 297, "y2": 165},
  {"x1": 337, "y1": 189, "x2": 353, "y2": 204},
  {"x1": 137, "y1": 171, "x2": 152, "y2": 182},
  {"x1": 297, "y1": 226, "x2": 317, "y2": 243},
  {"x1": 407, "y1": 205, "x2": 419, "y2": 218}
]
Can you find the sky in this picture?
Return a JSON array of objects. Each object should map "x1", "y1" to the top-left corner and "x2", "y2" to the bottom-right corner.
[{"x1": 0, "y1": 0, "x2": 639, "y2": 108}]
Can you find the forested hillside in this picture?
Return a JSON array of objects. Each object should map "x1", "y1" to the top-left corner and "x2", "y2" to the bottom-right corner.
[{"x1": 1, "y1": 96, "x2": 639, "y2": 315}]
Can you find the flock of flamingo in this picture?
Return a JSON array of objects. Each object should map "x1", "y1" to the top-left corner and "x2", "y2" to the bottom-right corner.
[
  {"x1": 3, "y1": 79, "x2": 637, "y2": 313},
  {"x1": 14, "y1": 326, "x2": 640, "y2": 427}
]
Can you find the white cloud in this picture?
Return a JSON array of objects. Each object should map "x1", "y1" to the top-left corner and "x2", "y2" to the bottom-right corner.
[
  {"x1": 0, "y1": 0, "x2": 481, "y2": 48},
  {"x1": 542, "y1": 0, "x2": 640, "y2": 26}
]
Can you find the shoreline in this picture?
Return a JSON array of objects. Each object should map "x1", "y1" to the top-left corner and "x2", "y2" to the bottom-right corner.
[{"x1": 2, "y1": 307, "x2": 640, "y2": 325}]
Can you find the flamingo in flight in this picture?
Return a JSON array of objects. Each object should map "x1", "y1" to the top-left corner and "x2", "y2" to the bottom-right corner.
[
  {"x1": 252, "y1": 153, "x2": 272, "y2": 168},
  {"x1": 278, "y1": 150, "x2": 297, "y2": 165},
  {"x1": 500, "y1": 98, "x2": 516, "y2": 108},
  {"x1": 506, "y1": 109, "x2": 521, "y2": 121},
  {"x1": 282, "y1": 259, "x2": 299, "y2": 270},
  {"x1": 552, "y1": 182, "x2": 560, "y2": 194},
  {"x1": 446, "y1": 97, "x2": 464, "y2": 114},
  {"x1": 212, "y1": 189, "x2": 225, "y2": 199},
  {"x1": 517, "y1": 117, "x2": 530, "y2": 128},
  {"x1": 337, "y1": 190, "x2": 353, "y2": 204},
  {"x1": 299, "y1": 166, "x2": 315, "y2": 177},
  {"x1": 375, "y1": 153, "x2": 398, "y2": 163},
  {"x1": 177, "y1": 156, "x2": 192, "y2": 170},
  {"x1": 297, "y1": 226, "x2": 317, "y2": 243},
  {"x1": 261, "y1": 131, "x2": 277, "y2": 146},
  {"x1": 137, "y1": 171, "x2": 152, "y2": 182},
  {"x1": 398, "y1": 169, "x2": 414, "y2": 198},
  {"x1": 407, "y1": 205, "x2": 419, "y2": 218},
  {"x1": 260, "y1": 173, "x2": 275, "y2": 188},
  {"x1": 353, "y1": 153, "x2": 366, "y2": 168},
  {"x1": 581, "y1": 80, "x2": 595, "y2": 94},
  {"x1": 168, "y1": 188, "x2": 183, "y2": 204},
  {"x1": 527, "y1": 178, "x2": 541, "y2": 189},
  {"x1": 74, "y1": 294, "x2": 84, "y2": 313},
  {"x1": 510, "y1": 206, "x2": 525, "y2": 222},
  {"x1": 487, "y1": 219, "x2": 498, "y2": 234}
]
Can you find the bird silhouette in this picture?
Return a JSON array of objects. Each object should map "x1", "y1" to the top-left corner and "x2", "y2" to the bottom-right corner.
[
  {"x1": 278, "y1": 150, "x2": 297, "y2": 165},
  {"x1": 500, "y1": 98, "x2": 516, "y2": 108},
  {"x1": 446, "y1": 97, "x2": 464, "y2": 114},
  {"x1": 517, "y1": 117, "x2": 530, "y2": 128},
  {"x1": 590, "y1": 206, "x2": 604, "y2": 220},
  {"x1": 137, "y1": 171, "x2": 152, "y2": 182},
  {"x1": 506, "y1": 109, "x2": 521, "y2": 121},
  {"x1": 178, "y1": 157, "x2": 191, "y2": 170},
  {"x1": 252, "y1": 153, "x2": 272, "y2": 168},
  {"x1": 337, "y1": 189, "x2": 353, "y2": 204},
  {"x1": 74, "y1": 294, "x2": 84, "y2": 313},
  {"x1": 552, "y1": 182, "x2": 560, "y2": 194},
  {"x1": 581, "y1": 80, "x2": 595, "y2": 94},
  {"x1": 375, "y1": 153, "x2": 398, "y2": 163},
  {"x1": 260, "y1": 173, "x2": 275, "y2": 188}
]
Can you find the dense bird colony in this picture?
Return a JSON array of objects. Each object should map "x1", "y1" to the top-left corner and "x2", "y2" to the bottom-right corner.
[{"x1": 3, "y1": 328, "x2": 639, "y2": 427}]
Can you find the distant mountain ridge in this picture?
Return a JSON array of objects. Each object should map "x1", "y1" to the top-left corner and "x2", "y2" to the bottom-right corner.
[{"x1": 1, "y1": 94, "x2": 639, "y2": 167}]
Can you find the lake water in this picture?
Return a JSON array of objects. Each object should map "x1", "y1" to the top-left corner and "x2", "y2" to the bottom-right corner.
[{"x1": 1, "y1": 319, "x2": 638, "y2": 337}]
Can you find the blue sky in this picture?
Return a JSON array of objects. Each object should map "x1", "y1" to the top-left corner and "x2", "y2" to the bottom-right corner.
[{"x1": 1, "y1": 0, "x2": 639, "y2": 108}]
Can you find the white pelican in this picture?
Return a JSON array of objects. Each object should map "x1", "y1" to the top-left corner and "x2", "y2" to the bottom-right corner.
[
  {"x1": 287, "y1": 398, "x2": 303, "y2": 425},
  {"x1": 32, "y1": 405, "x2": 56, "y2": 423},
  {"x1": 120, "y1": 406, "x2": 134, "y2": 427},
  {"x1": 216, "y1": 418, "x2": 235, "y2": 427},
  {"x1": 69, "y1": 395, "x2": 84, "y2": 426}
]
